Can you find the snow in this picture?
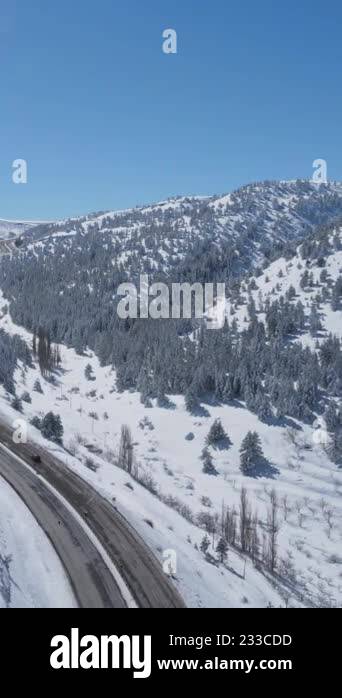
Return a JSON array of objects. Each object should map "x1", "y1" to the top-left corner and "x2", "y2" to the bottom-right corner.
[
  {"x1": 0, "y1": 439, "x2": 138, "y2": 610},
  {"x1": 0, "y1": 219, "x2": 50, "y2": 240},
  {"x1": 0, "y1": 203, "x2": 341, "y2": 608},
  {"x1": 0, "y1": 474, "x2": 77, "y2": 608},
  {"x1": 217, "y1": 232, "x2": 342, "y2": 346},
  {"x1": 51, "y1": 230, "x2": 77, "y2": 239},
  {"x1": 0, "y1": 274, "x2": 341, "y2": 607}
]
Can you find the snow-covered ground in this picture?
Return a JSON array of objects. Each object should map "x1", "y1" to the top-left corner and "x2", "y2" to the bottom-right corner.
[
  {"x1": 216, "y1": 233, "x2": 342, "y2": 346},
  {"x1": 21, "y1": 180, "x2": 342, "y2": 282},
  {"x1": 0, "y1": 276, "x2": 341, "y2": 608},
  {"x1": 0, "y1": 220, "x2": 45, "y2": 240},
  {"x1": 0, "y1": 475, "x2": 77, "y2": 608}
]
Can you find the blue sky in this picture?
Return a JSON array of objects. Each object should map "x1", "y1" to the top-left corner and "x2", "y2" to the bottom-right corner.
[{"x1": 0, "y1": 0, "x2": 341, "y2": 219}]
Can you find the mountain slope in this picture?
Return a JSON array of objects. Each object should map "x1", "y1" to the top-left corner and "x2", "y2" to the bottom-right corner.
[
  {"x1": 1, "y1": 179, "x2": 342, "y2": 353},
  {"x1": 18, "y1": 179, "x2": 342, "y2": 277},
  {"x1": 0, "y1": 237, "x2": 341, "y2": 607},
  {"x1": 0, "y1": 220, "x2": 47, "y2": 240},
  {"x1": 0, "y1": 180, "x2": 341, "y2": 608}
]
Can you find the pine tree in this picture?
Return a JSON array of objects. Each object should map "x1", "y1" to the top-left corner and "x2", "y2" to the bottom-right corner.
[
  {"x1": 216, "y1": 537, "x2": 228, "y2": 563},
  {"x1": 327, "y1": 428, "x2": 342, "y2": 465},
  {"x1": 185, "y1": 385, "x2": 199, "y2": 413},
  {"x1": 30, "y1": 416, "x2": 42, "y2": 430},
  {"x1": 137, "y1": 366, "x2": 152, "y2": 406},
  {"x1": 256, "y1": 393, "x2": 272, "y2": 422},
  {"x1": 200, "y1": 534, "x2": 210, "y2": 554},
  {"x1": 247, "y1": 295, "x2": 257, "y2": 320},
  {"x1": 33, "y1": 379, "x2": 43, "y2": 394},
  {"x1": 156, "y1": 373, "x2": 170, "y2": 407},
  {"x1": 41, "y1": 412, "x2": 64, "y2": 444},
  {"x1": 37, "y1": 327, "x2": 52, "y2": 377},
  {"x1": 239, "y1": 431, "x2": 264, "y2": 475},
  {"x1": 300, "y1": 269, "x2": 309, "y2": 290},
  {"x1": 201, "y1": 447, "x2": 217, "y2": 475},
  {"x1": 206, "y1": 418, "x2": 228, "y2": 446},
  {"x1": 309, "y1": 305, "x2": 322, "y2": 336},
  {"x1": 11, "y1": 396, "x2": 23, "y2": 412},
  {"x1": 84, "y1": 363, "x2": 94, "y2": 380},
  {"x1": 324, "y1": 403, "x2": 339, "y2": 432}
]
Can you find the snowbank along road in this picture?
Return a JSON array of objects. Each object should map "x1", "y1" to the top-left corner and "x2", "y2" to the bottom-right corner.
[{"x1": 0, "y1": 422, "x2": 185, "y2": 609}]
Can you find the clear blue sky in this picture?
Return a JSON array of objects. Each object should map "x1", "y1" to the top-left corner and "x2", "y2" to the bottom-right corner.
[{"x1": 0, "y1": 0, "x2": 341, "y2": 219}]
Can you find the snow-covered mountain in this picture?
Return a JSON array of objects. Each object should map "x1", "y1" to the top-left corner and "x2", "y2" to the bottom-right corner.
[
  {"x1": 216, "y1": 221, "x2": 342, "y2": 345},
  {"x1": 0, "y1": 180, "x2": 341, "y2": 608},
  {"x1": 0, "y1": 219, "x2": 46, "y2": 240},
  {"x1": 21, "y1": 180, "x2": 342, "y2": 279}
]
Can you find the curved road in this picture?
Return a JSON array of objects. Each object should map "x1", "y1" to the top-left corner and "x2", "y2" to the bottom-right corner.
[{"x1": 0, "y1": 423, "x2": 185, "y2": 609}]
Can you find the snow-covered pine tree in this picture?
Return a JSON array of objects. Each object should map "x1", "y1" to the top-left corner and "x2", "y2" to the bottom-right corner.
[
  {"x1": 11, "y1": 396, "x2": 23, "y2": 412},
  {"x1": 84, "y1": 363, "x2": 94, "y2": 381},
  {"x1": 327, "y1": 427, "x2": 342, "y2": 465},
  {"x1": 255, "y1": 392, "x2": 272, "y2": 422},
  {"x1": 206, "y1": 418, "x2": 228, "y2": 446},
  {"x1": 200, "y1": 534, "x2": 210, "y2": 554},
  {"x1": 185, "y1": 384, "x2": 199, "y2": 413},
  {"x1": 324, "y1": 403, "x2": 339, "y2": 432},
  {"x1": 309, "y1": 304, "x2": 322, "y2": 336},
  {"x1": 30, "y1": 416, "x2": 42, "y2": 430},
  {"x1": 239, "y1": 431, "x2": 264, "y2": 475},
  {"x1": 33, "y1": 379, "x2": 43, "y2": 393},
  {"x1": 41, "y1": 412, "x2": 64, "y2": 444},
  {"x1": 216, "y1": 537, "x2": 228, "y2": 563},
  {"x1": 201, "y1": 447, "x2": 217, "y2": 475}
]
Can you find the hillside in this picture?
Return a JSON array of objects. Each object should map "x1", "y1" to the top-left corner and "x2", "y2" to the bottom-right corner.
[
  {"x1": 0, "y1": 182, "x2": 341, "y2": 608},
  {"x1": 0, "y1": 220, "x2": 44, "y2": 240},
  {"x1": 19, "y1": 180, "x2": 342, "y2": 278}
]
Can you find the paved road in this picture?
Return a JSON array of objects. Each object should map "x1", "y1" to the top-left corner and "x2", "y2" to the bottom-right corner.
[
  {"x1": 0, "y1": 444, "x2": 126, "y2": 608},
  {"x1": 0, "y1": 423, "x2": 185, "y2": 609}
]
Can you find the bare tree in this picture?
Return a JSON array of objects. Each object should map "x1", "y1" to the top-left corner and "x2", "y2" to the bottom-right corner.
[
  {"x1": 295, "y1": 501, "x2": 304, "y2": 528},
  {"x1": 324, "y1": 507, "x2": 334, "y2": 538},
  {"x1": 282, "y1": 494, "x2": 290, "y2": 521},
  {"x1": 197, "y1": 511, "x2": 217, "y2": 543},
  {"x1": 250, "y1": 511, "x2": 259, "y2": 563},
  {"x1": 239, "y1": 487, "x2": 251, "y2": 553},
  {"x1": 261, "y1": 532, "x2": 268, "y2": 567},
  {"x1": 267, "y1": 489, "x2": 279, "y2": 573},
  {"x1": 118, "y1": 424, "x2": 134, "y2": 474},
  {"x1": 279, "y1": 550, "x2": 297, "y2": 584},
  {"x1": 224, "y1": 505, "x2": 237, "y2": 547}
]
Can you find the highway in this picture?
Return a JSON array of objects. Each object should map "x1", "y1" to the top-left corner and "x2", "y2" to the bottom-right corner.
[{"x1": 0, "y1": 423, "x2": 185, "y2": 609}]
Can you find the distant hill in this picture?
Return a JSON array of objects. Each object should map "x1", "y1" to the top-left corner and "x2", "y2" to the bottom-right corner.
[{"x1": 0, "y1": 219, "x2": 52, "y2": 240}]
